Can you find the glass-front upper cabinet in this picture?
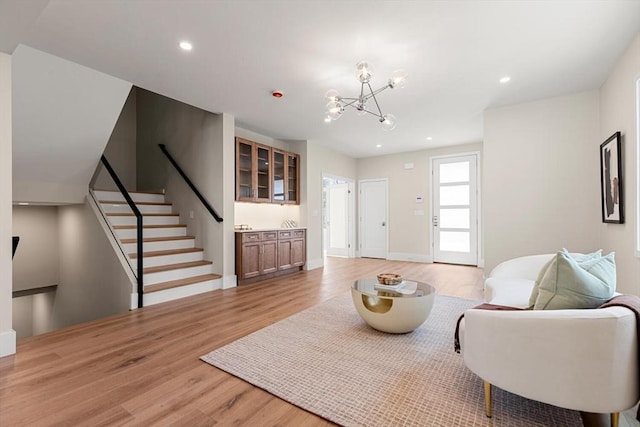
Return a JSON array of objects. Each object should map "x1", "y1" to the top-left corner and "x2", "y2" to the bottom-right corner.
[
  {"x1": 236, "y1": 137, "x2": 299, "y2": 204},
  {"x1": 287, "y1": 153, "x2": 299, "y2": 204},
  {"x1": 236, "y1": 139, "x2": 253, "y2": 200},
  {"x1": 235, "y1": 137, "x2": 271, "y2": 203},
  {"x1": 272, "y1": 149, "x2": 286, "y2": 202}
]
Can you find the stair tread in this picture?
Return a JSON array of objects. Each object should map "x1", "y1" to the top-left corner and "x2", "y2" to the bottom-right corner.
[
  {"x1": 121, "y1": 236, "x2": 194, "y2": 244},
  {"x1": 129, "y1": 247, "x2": 204, "y2": 259},
  {"x1": 114, "y1": 224, "x2": 186, "y2": 229},
  {"x1": 94, "y1": 189, "x2": 164, "y2": 195},
  {"x1": 107, "y1": 213, "x2": 179, "y2": 217},
  {"x1": 99, "y1": 200, "x2": 172, "y2": 206},
  {"x1": 144, "y1": 273, "x2": 222, "y2": 294},
  {"x1": 144, "y1": 260, "x2": 212, "y2": 274}
]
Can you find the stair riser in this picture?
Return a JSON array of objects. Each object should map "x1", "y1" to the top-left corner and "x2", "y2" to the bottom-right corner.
[
  {"x1": 116, "y1": 227, "x2": 186, "y2": 239},
  {"x1": 131, "y1": 251, "x2": 204, "y2": 269},
  {"x1": 94, "y1": 190, "x2": 165, "y2": 204},
  {"x1": 122, "y1": 239, "x2": 195, "y2": 253},
  {"x1": 108, "y1": 215, "x2": 180, "y2": 226},
  {"x1": 143, "y1": 264, "x2": 214, "y2": 286},
  {"x1": 101, "y1": 203, "x2": 173, "y2": 214},
  {"x1": 143, "y1": 278, "x2": 221, "y2": 307}
]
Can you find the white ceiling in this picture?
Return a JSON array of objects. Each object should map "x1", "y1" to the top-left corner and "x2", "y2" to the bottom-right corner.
[{"x1": 2, "y1": 0, "x2": 640, "y2": 158}]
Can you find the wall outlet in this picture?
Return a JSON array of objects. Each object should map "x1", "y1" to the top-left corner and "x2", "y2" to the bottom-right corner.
[{"x1": 189, "y1": 210, "x2": 194, "y2": 219}]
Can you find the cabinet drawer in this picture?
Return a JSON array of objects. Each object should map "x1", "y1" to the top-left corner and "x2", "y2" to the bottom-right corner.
[
  {"x1": 261, "y1": 231, "x2": 278, "y2": 241},
  {"x1": 292, "y1": 230, "x2": 305, "y2": 238},
  {"x1": 242, "y1": 232, "x2": 261, "y2": 242},
  {"x1": 278, "y1": 230, "x2": 293, "y2": 239}
]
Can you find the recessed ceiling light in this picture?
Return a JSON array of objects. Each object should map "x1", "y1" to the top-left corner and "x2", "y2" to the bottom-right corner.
[
  {"x1": 272, "y1": 90, "x2": 284, "y2": 98},
  {"x1": 499, "y1": 76, "x2": 511, "y2": 84},
  {"x1": 426, "y1": 136, "x2": 433, "y2": 141},
  {"x1": 179, "y1": 41, "x2": 193, "y2": 51},
  {"x1": 376, "y1": 144, "x2": 382, "y2": 148}
]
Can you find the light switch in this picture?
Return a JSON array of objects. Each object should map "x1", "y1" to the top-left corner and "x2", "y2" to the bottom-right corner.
[{"x1": 414, "y1": 210, "x2": 425, "y2": 216}]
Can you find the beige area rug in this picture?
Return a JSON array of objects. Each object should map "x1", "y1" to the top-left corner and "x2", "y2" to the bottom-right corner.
[{"x1": 201, "y1": 295, "x2": 583, "y2": 426}]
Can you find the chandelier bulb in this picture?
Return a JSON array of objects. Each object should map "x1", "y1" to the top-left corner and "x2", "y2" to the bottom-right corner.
[
  {"x1": 325, "y1": 100, "x2": 343, "y2": 120},
  {"x1": 325, "y1": 89, "x2": 340, "y2": 101},
  {"x1": 356, "y1": 60, "x2": 374, "y2": 83},
  {"x1": 380, "y1": 114, "x2": 397, "y2": 131},
  {"x1": 389, "y1": 70, "x2": 408, "y2": 88}
]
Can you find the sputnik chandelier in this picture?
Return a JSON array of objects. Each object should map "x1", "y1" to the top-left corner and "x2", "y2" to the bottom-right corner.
[{"x1": 324, "y1": 61, "x2": 407, "y2": 131}]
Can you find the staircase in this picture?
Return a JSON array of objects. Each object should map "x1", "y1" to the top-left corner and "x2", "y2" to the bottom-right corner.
[{"x1": 94, "y1": 190, "x2": 222, "y2": 307}]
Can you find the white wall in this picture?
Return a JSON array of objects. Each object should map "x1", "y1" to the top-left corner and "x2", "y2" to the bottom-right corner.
[
  {"x1": 357, "y1": 143, "x2": 482, "y2": 263},
  {"x1": 483, "y1": 91, "x2": 601, "y2": 272},
  {"x1": 302, "y1": 140, "x2": 357, "y2": 269},
  {"x1": 12, "y1": 45, "x2": 131, "y2": 204},
  {"x1": 12, "y1": 206, "x2": 59, "y2": 292},
  {"x1": 0, "y1": 52, "x2": 15, "y2": 357},
  {"x1": 599, "y1": 33, "x2": 640, "y2": 295}
]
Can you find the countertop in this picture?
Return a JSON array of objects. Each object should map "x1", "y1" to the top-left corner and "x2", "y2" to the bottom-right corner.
[{"x1": 234, "y1": 227, "x2": 306, "y2": 233}]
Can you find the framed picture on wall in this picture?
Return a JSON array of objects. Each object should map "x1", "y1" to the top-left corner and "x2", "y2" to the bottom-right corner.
[{"x1": 600, "y1": 131, "x2": 624, "y2": 224}]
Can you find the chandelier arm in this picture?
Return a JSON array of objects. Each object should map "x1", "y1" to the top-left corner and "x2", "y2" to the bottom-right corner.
[
  {"x1": 370, "y1": 84, "x2": 392, "y2": 97},
  {"x1": 367, "y1": 82, "x2": 385, "y2": 118},
  {"x1": 360, "y1": 108, "x2": 384, "y2": 119},
  {"x1": 340, "y1": 99, "x2": 359, "y2": 108}
]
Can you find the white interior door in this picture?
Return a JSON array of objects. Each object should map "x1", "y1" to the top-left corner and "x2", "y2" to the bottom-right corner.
[
  {"x1": 359, "y1": 179, "x2": 387, "y2": 259},
  {"x1": 432, "y1": 155, "x2": 478, "y2": 265},
  {"x1": 326, "y1": 182, "x2": 349, "y2": 257}
]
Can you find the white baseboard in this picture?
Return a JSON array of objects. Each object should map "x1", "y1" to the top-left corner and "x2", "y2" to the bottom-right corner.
[
  {"x1": 222, "y1": 275, "x2": 237, "y2": 289},
  {"x1": 477, "y1": 259, "x2": 485, "y2": 268},
  {"x1": 0, "y1": 329, "x2": 17, "y2": 358},
  {"x1": 387, "y1": 252, "x2": 432, "y2": 263},
  {"x1": 305, "y1": 258, "x2": 324, "y2": 270},
  {"x1": 130, "y1": 293, "x2": 139, "y2": 310}
]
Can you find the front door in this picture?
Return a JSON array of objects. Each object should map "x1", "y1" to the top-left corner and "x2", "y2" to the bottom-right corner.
[
  {"x1": 359, "y1": 179, "x2": 388, "y2": 259},
  {"x1": 432, "y1": 154, "x2": 478, "y2": 266}
]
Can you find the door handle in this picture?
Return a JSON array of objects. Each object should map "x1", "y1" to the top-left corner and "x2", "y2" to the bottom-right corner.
[{"x1": 382, "y1": 221, "x2": 386, "y2": 227}]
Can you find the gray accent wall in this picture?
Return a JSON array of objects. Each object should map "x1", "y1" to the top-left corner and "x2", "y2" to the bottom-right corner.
[
  {"x1": 11, "y1": 202, "x2": 132, "y2": 338},
  {"x1": 12, "y1": 206, "x2": 60, "y2": 292},
  {"x1": 136, "y1": 89, "x2": 235, "y2": 280},
  {"x1": 93, "y1": 88, "x2": 137, "y2": 191}
]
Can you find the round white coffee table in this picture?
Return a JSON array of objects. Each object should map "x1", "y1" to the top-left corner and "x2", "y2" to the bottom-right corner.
[{"x1": 351, "y1": 278, "x2": 435, "y2": 333}]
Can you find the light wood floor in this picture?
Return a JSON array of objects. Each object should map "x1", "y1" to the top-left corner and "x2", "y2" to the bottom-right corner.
[{"x1": 0, "y1": 258, "x2": 482, "y2": 426}]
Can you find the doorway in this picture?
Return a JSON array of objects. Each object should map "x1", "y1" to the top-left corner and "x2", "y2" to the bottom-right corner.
[
  {"x1": 431, "y1": 154, "x2": 479, "y2": 266},
  {"x1": 322, "y1": 174, "x2": 355, "y2": 258},
  {"x1": 359, "y1": 178, "x2": 388, "y2": 259}
]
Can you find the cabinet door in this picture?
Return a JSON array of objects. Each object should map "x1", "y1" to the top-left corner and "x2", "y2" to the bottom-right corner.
[
  {"x1": 241, "y1": 242, "x2": 261, "y2": 279},
  {"x1": 291, "y1": 231, "x2": 305, "y2": 266},
  {"x1": 255, "y1": 144, "x2": 272, "y2": 202},
  {"x1": 272, "y1": 149, "x2": 286, "y2": 203},
  {"x1": 278, "y1": 239, "x2": 293, "y2": 270},
  {"x1": 236, "y1": 139, "x2": 254, "y2": 201},
  {"x1": 262, "y1": 240, "x2": 278, "y2": 274},
  {"x1": 286, "y1": 153, "x2": 300, "y2": 204}
]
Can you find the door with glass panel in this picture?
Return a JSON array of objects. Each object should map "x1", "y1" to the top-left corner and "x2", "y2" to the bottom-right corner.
[{"x1": 432, "y1": 154, "x2": 478, "y2": 265}]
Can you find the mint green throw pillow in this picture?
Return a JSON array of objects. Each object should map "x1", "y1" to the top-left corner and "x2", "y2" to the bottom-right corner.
[
  {"x1": 533, "y1": 251, "x2": 615, "y2": 310},
  {"x1": 528, "y1": 250, "x2": 602, "y2": 308}
]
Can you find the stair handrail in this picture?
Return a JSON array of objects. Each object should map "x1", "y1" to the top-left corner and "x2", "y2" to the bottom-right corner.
[
  {"x1": 158, "y1": 144, "x2": 223, "y2": 223},
  {"x1": 99, "y1": 155, "x2": 144, "y2": 308}
]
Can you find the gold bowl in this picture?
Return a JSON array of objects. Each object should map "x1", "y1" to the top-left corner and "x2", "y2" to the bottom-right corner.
[{"x1": 377, "y1": 273, "x2": 403, "y2": 285}]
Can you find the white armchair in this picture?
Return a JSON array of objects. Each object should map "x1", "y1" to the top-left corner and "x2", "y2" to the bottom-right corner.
[{"x1": 460, "y1": 254, "x2": 639, "y2": 426}]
